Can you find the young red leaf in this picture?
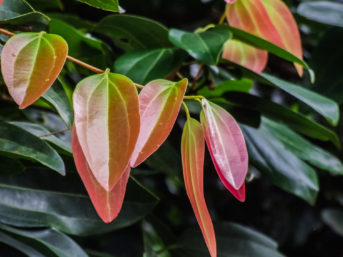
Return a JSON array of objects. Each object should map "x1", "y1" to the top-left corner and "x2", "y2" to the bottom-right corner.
[
  {"x1": 72, "y1": 127, "x2": 130, "y2": 223},
  {"x1": 1, "y1": 32, "x2": 68, "y2": 109},
  {"x1": 181, "y1": 118, "x2": 217, "y2": 257},
  {"x1": 73, "y1": 70, "x2": 140, "y2": 191},
  {"x1": 130, "y1": 79, "x2": 188, "y2": 167},
  {"x1": 200, "y1": 99, "x2": 248, "y2": 192}
]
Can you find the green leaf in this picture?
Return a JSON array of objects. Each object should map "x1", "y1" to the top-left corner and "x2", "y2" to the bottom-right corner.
[
  {"x1": 242, "y1": 119, "x2": 319, "y2": 204},
  {"x1": 0, "y1": 169, "x2": 158, "y2": 236},
  {"x1": 0, "y1": 224, "x2": 88, "y2": 257},
  {"x1": 143, "y1": 221, "x2": 171, "y2": 257},
  {"x1": 26, "y1": 0, "x2": 64, "y2": 11},
  {"x1": 0, "y1": 122, "x2": 65, "y2": 175},
  {"x1": 177, "y1": 222, "x2": 285, "y2": 257},
  {"x1": 77, "y1": 0, "x2": 119, "y2": 12},
  {"x1": 114, "y1": 48, "x2": 187, "y2": 84},
  {"x1": 0, "y1": 157, "x2": 25, "y2": 174},
  {"x1": 94, "y1": 14, "x2": 171, "y2": 51},
  {"x1": 169, "y1": 27, "x2": 232, "y2": 65},
  {"x1": 42, "y1": 79, "x2": 74, "y2": 128},
  {"x1": 297, "y1": 1, "x2": 343, "y2": 28},
  {"x1": 0, "y1": 0, "x2": 50, "y2": 31},
  {"x1": 322, "y1": 209, "x2": 343, "y2": 237},
  {"x1": 262, "y1": 118, "x2": 343, "y2": 175}
]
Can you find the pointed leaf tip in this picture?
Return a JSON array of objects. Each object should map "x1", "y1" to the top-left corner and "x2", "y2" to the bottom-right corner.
[
  {"x1": 1, "y1": 32, "x2": 68, "y2": 108},
  {"x1": 130, "y1": 79, "x2": 187, "y2": 167},
  {"x1": 73, "y1": 72, "x2": 140, "y2": 191},
  {"x1": 201, "y1": 99, "x2": 248, "y2": 192},
  {"x1": 181, "y1": 118, "x2": 217, "y2": 257}
]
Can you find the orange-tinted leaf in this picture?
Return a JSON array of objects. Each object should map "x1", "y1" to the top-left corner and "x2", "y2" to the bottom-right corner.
[
  {"x1": 1, "y1": 32, "x2": 68, "y2": 109},
  {"x1": 72, "y1": 127, "x2": 130, "y2": 223},
  {"x1": 200, "y1": 99, "x2": 248, "y2": 192},
  {"x1": 130, "y1": 79, "x2": 188, "y2": 167},
  {"x1": 73, "y1": 70, "x2": 140, "y2": 191},
  {"x1": 181, "y1": 118, "x2": 217, "y2": 257},
  {"x1": 222, "y1": 39, "x2": 268, "y2": 73}
]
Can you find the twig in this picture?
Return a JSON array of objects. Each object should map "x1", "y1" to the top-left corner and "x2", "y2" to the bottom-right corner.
[{"x1": 39, "y1": 128, "x2": 70, "y2": 137}]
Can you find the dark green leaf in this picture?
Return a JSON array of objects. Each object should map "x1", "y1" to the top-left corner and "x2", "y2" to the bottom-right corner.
[
  {"x1": 298, "y1": 1, "x2": 343, "y2": 27},
  {"x1": 143, "y1": 221, "x2": 171, "y2": 257},
  {"x1": 77, "y1": 0, "x2": 119, "y2": 12},
  {"x1": 0, "y1": 122, "x2": 65, "y2": 175},
  {"x1": 169, "y1": 27, "x2": 232, "y2": 65},
  {"x1": 94, "y1": 14, "x2": 171, "y2": 51},
  {"x1": 0, "y1": 157, "x2": 25, "y2": 174},
  {"x1": 322, "y1": 209, "x2": 343, "y2": 237},
  {"x1": 114, "y1": 48, "x2": 187, "y2": 84},
  {"x1": 26, "y1": 0, "x2": 63, "y2": 11}
]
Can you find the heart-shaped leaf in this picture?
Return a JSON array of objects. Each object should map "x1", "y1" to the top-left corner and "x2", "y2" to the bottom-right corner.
[
  {"x1": 73, "y1": 70, "x2": 140, "y2": 191},
  {"x1": 1, "y1": 32, "x2": 68, "y2": 109},
  {"x1": 130, "y1": 79, "x2": 187, "y2": 167},
  {"x1": 200, "y1": 99, "x2": 248, "y2": 194},
  {"x1": 181, "y1": 117, "x2": 217, "y2": 257}
]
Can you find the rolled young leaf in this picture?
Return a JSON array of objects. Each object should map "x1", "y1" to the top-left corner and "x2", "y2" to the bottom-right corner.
[
  {"x1": 72, "y1": 127, "x2": 130, "y2": 223},
  {"x1": 200, "y1": 99, "x2": 248, "y2": 192},
  {"x1": 73, "y1": 69, "x2": 140, "y2": 191},
  {"x1": 130, "y1": 78, "x2": 188, "y2": 167},
  {"x1": 1, "y1": 32, "x2": 68, "y2": 109},
  {"x1": 181, "y1": 117, "x2": 217, "y2": 257}
]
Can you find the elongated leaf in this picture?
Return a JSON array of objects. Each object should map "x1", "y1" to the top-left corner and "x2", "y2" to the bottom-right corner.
[
  {"x1": 130, "y1": 79, "x2": 187, "y2": 167},
  {"x1": 200, "y1": 99, "x2": 248, "y2": 193},
  {"x1": 72, "y1": 127, "x2": 130, "y2": 223},
  {"x1": 0, "y1": 224, "x2": 88, "y2": 257},
  {"x1": 1, "y1": 32, "x2": 68, "y2": 109},
  {"x1": 114, "y1": 48, "x2": 187, "y2": 84},
  {"x1": 0, "y1": 122, "x2": 65, "y2": 175},
  {"x1": 77, "y1": 0, "x2": 119, "y2": 12},
  {"x1": 322, "y1": 209, "x2": 343, "y2": 237},
  {"x1": 73, "y1": 70, "x2": 140, "y2": 191},
  {"x1": 181, "y1": 118, "x2": 216, "y2": 257},
  {"x1": 169, "y1": 27, "x2": 232, "y2": 65}
]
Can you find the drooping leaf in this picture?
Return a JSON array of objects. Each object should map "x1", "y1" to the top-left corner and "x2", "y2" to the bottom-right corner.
[
  {"x1": 169, "y1": 27, "x2": 232, "y2": 65},
  {"x1": 77, "y1": 0, "x2": 119, "y2": 12},
  {"x1": 130, "y1": 79, "x2": 187, "y2": 168},
  {"x1": 0, "y1": 122, "x2": 65, "y2": 175},
  {"x1": 200, "y1": 99, "x2": 248, "y2": 195},
  {"x1": 73, "y1": 70, "x2": 140, "y2": 191},
  {"x1": 181, "y1": 118, "x2": 217, "y2": 257},
  {"x1": 1, "y1": 32, "x2": 68, "y2": 109}
]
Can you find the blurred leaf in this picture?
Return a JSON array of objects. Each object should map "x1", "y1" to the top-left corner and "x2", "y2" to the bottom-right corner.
[
  {"x1": 114, "y1": 48, "x2": 187, "y2": 84},
  {"x1": 0, "y1": 169, "x2": 158, "y2": 236},
  {"x1": 26, "y1": 0, "x2": 63, "y2": 10},
  {"x1": 242, "y1": 119, "x2": 319, "y2": 204},
  {"x1": 0, "y1": 224, "x2": 88, "y2": 257},
  {"x1": 169, "y1": 27, "x2": 232, "y2": 65},
  {"x1": 77, "y1": 0, "x2": 119, "y2": 12},
  {"x1": 0, "y1": 122, "x2": 65, "y2": 175},
  {"x1": 94, "y1": 14, "x2": 171, "y2": 51},
  {"x1": 298, "y1": 1, "x2": 343, "y2": 27},
  {"x1": 47, "y1": 13, "x2": 94, "y2": 30},
  {"x1": 322, "y1": 209, "x2": 343, "y2": 237},
  {"x1": 143, "y1": 222, "x2": 171, "y2": 257},
  {"x1": 0, "y1": 157, "x2": 25, "y2": 174}
]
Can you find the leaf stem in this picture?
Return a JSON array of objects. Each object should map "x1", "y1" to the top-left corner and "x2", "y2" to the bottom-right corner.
[
  {"x1": 66, "y1": 55, "x2": 104, "y2": 74},
  {"x1": 39, "y1": 128, "x2": 70, "y2": 137},
  {"x1": 182, "y1": 101, "x2": 191, "y2": 120},
  {"x1": 218, "y1": 9, "x2": 227, "y2": 25}
]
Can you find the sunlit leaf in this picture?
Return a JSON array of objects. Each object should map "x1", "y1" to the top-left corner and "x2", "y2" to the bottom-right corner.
[
  {"x1": 200, "y1": 99, "x2": 248, "y2": 194},
  {"x1": 77, "y1": 0, "x2": 119, "y2": 12},
  {"x1": 1, "y1": 32, "x2": 68, "y2": 109},
  {"x1": 181, "y1": 118, "x2": 217, "y2": 257},
  {"x1": 130, "y1": 79, "x2": 187, "y2": 167},
  {"x1": 73, "y1": 70, "x2": 140, "y2": 191}
]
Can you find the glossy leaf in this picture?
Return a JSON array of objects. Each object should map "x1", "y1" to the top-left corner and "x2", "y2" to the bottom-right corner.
[
  {"x1": 130, "y1": 79, "x2": 187, "y2": 167},
  {"x1": 73, "y1": 70, "x2": 140, "y2": 191},
  {"x1": 169, "y1": 27, "x2": 232, "y2": 65},
  {"x1": 77, "y1": 0, "x2": 119, "y2": 12},
  {"x1": 181, "y1": 118, "x2": 217, "y2": 257},
  {"x1": 1, "y1": 32, "x2": 68, "y2": 109},
  {"x1": 200, "y1": 99, "x2": 248, "y2": 192}
]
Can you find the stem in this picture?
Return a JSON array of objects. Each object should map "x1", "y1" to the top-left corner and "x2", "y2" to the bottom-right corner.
[
  {"x1": 66, "y1": 56, "x2": 104, "y2": 74},
  {"x1": 0, "y1": 28, "x2": 15, "y2": 37},
  {"x1": 39, "y1": 128, "x2": 70, "y2": 137},
  {"x1": 183, "y1": 95, "x2": 204, "y2": 100},
  {"x1": 182, "y1": 101, "x2": 191, "y2": 120},
  {"x1": 218, "y1": 8, "x2": 227, "y2": 25}
]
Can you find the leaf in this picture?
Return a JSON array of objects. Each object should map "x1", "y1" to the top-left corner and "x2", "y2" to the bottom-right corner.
[
  {"x1": 130, "y1": 79, "x2": 187, "y2": 167},
  {"x1": 73, "y1": 70, "x2": 140, "y2": 191},
  {"x1": 200, "y1": 99, "x2": 248, "y2": 194},
  {"x1": 321, "y1": 209, "x2": 343, "y2": 237},
  {"x1": 42, "y1": 78, "x2": 74, "y2": 128},
  {"x1": 0, "y1": 224, "x2": 88, "y2": 257},
  {"x1": 169, "y1": 27, "x2": 232, "y2": 65},
  {"x1": 26, "y1": 0, "x2": 64, "y2": 11},
  {"x1": 0, "y1": 122, "x2": 65, "y2": 175},
  {"x1": 297, "y1": 1, "x2": 343, "y2": 28},
  {"x1": 1, "y1": 32, "x2": 68, "y2": 109},
  {"x1": 181, "y1": 118, "x2": 217, "y2": 257},
  {"x1": 94, "y1": 14, "x2": 171, "y2": 51},
  {"x1": 0, "y1": 0, "x2": 50, "y2": 31},
  {"x1": 142, "y1": 221, "x2": 171, "y2": 257},
  {"x1": 0, "y1": 169, "x2": 158, "y2": 236},
  {"x1": 114, "y1": 48, "x2": 187, "y2": 85},
  {"x1": 242, "y1": 120, "x2": 319, "y2": 204},
  {"x1": 77, "y1": 0, "x2": 119, "y2": 12}
]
